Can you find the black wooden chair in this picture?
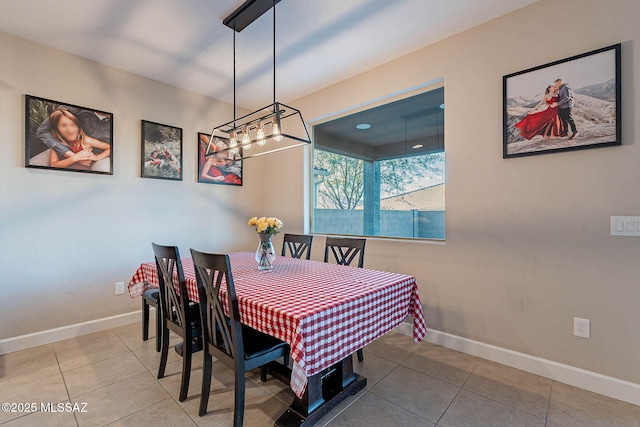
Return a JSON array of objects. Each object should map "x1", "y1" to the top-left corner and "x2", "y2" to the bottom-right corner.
[
  {"x1": 142, "y1": 289, "x2": 161, "y2": 352},
  {"x1": 190, "y1": 249, "x2": 290, "y2": 425},
  {"x1": 153, "y1": 243, "x2": 203, "y2": 402},
  {"x1": 281, "y1": 233, "x2": 313, "y2": 260},
  {"x1": 324, "y1": 236, "x2": 366, "y2": 361}
]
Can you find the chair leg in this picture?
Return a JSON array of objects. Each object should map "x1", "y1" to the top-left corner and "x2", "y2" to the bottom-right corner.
[
  {"x1": 199, "y1": 351, "x2": 213, "y2": 416},
  {"x1": 234, "y1": 370, "x2": 246, "y2": 427},
  {"x1": 179, "y1": 342, "x2": 192, "y2": 402},
  {"x1": 357, "y1": 348, "x2": 364, "y2": 362},
  {"x1": 142, "y1": 299, "x2": 150, "y2": 341},
  {"x1": 260, "y1": 366, "x2": 268, "y2": 382},
  {"x1": 154, "y1": 307, "x2": 162, "y2": 352},
  {"x1": 157, "y1": 327, "x2": 170, "y2": 379}
]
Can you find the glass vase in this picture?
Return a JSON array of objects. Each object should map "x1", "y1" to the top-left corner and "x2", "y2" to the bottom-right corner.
[{"x1": 255, "y1": 233, "x2": 276, "y2": 271}]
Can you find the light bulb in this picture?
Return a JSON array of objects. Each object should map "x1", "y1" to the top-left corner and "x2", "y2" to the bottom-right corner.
[
  {"x1": 229, "y1": 132, "x2": 238, "y2": 156},
  {"x1": 241, "y1": 126, "x2": 251, "y2": 150},
  {"x1": 256, "y1": 122, "x2": 266, "y2": 146},
  {"x1": 272, "y1": 118, "x2": 283, "y2": 142}
]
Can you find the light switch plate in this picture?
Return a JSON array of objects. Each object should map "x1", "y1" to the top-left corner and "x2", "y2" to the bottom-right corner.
[
  {"x1": 610, "y1": 216, "x2": 640, "y2": 236},
  {"x1": 115, "y1": 282, "x2": 125, "y2": 295}
]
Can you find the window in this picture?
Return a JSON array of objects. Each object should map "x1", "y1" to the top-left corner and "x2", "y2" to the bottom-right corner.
[{"x1": 312, "y1": 88, "x2": 445, "y2": 240}]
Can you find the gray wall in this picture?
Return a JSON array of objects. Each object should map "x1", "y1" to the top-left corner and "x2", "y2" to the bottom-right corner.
[
  {"x1": 272, "y1": 0, "x2": 640, "y2": 388},
  {"x1": 0, "y1": 31, "x2": 265, "y2": 339}
]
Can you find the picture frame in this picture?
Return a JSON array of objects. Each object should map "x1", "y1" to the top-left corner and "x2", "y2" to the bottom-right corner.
[
  {"x1": 197, "y1": 132, "x2": 243, "y2": 186},
  {"x1": 141, "y1": 120, "x2": 183, "y2": 180},
  {"x1": 503, "y1": 44, "x2": 621, "y2": 158},
  {"x1": 25, "y1": 95, "x2": 113, "y2": 174}
]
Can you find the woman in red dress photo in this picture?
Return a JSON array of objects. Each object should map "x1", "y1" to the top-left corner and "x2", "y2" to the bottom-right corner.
[{"x1": 514, "y1": 85, "x2": 564, "y2": 140}]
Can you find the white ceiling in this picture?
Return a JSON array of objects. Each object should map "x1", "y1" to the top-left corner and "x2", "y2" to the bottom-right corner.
[{"x1": 0, "y1": 0, "x2": 537, "y2": 110}]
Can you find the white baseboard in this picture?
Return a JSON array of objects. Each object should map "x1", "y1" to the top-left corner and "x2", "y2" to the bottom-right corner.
[
  {"x1": 0, "y1": 311, "x2": 144, "y2": 355},
  {"x1": 394, "y1": 323, "x2": 640, "y2": 407}
]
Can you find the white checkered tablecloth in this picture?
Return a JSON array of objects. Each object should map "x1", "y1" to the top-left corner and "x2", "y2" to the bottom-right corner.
[{"x1": 128, "y1": 252, "x2": 426, "y2": 398}]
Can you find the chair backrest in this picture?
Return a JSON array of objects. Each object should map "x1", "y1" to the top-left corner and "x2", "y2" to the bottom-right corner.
[
  {"x1": 281, "y1": 233, "x2": 313, "y2": 260},
  {"x1": 324, "y1": 237, "x2": 366, "y2": 268},
  {"x1": 190, "y1": 249, "x2": 243, "y2": 371},
  {"x1": 152, "y1": 243, "x2": 190, "y2": 333}
]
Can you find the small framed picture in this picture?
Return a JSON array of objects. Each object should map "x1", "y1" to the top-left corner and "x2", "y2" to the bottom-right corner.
[
  {"x1": 197, "y1": 132, "x2": 242, "y2": 186},
  {"x1": 141, "y1": 120, "x2": 182, "y2": 180},
  {"x1": 25, "y1": 95, "x2": 113, "y2": 174},
  {"x1": 503, "y1": 44, "x2": 621, "y2": 158}
]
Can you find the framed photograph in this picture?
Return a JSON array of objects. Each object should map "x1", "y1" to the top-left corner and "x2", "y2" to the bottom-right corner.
[
  {"x1": 197, "y1": 132, "x2": 242, "y2": 186},
  {"x1": 141, "y1": 120, "x2": 183, "y2": 180},
  {"x1": 25, "y1": 95, "x2": 113, "y2": 174},
  {"x1": 503, "y1": 44, "x2": 621, "y2": 158}
]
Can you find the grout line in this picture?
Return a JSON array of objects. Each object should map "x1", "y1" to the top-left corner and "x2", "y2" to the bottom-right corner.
[
  {"x1": 52, "y1": 347, "x2": 80, "y2": 427},
  {"x1": 543, "y1": 381, "x2": 554, "y2": 427}
]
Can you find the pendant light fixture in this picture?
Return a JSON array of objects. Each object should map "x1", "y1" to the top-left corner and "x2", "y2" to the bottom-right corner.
[{"x1": 207, "y1": 0, "x2": 311, "y2": 160}]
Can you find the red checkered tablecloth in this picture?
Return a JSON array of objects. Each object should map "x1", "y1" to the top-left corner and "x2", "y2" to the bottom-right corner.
[{"x1": 128, "y1": 252, "x2": 426, "y2": 397}]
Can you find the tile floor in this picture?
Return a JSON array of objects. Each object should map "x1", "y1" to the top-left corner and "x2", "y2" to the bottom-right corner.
[{"x1": 1, "y1": 321, "x2": 639, "y2": 427}]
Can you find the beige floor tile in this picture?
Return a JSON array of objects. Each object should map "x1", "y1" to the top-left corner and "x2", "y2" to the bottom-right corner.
[
  {"x1": 6, "y1": 322, "x2": 640, "y2": 427},
  {"x1": 73, "y1": 371, "x2": 171, "y2": 426},
  {"x1": 352, "y1": 352, "x2": 399, "y2": 391},
  {"x1": 246, "y1": 366, "x2": 296, "y2": 407},
  {"x1": 156, "y1": 355, "x2": 205, "y2": 402},
  {"x1": 547, "y1": 381, "x2": 640, "y2": 427},
  {"x1": 438, "y1": 389, "x2": 546, "y2": 427},
  {"x1": 369, "y1": 365, "x2": 459, "y2": 423},
  {"x1": 112, "y1": 321, "x2": 153, "y2": 350},
  {"x1": 463, "y1": 359, "x2": 552, "y2": 419},
  {"x1": 362, "y1": 331, "x2": 420, "y2": 364},
  {"x1": 324, "y1": 391, "x2": 433, "y2": 427},
  {"x1": 402, "y1": 342, "x2": 478, "y2": 387},
  {"x1": 191, "y1": 374, "x2": 289, "y2": 427},
  {"x1": 108, "y1": 397, "x2": 197, "y2": 427},
  {"x1": 0, "y1": 344, "x2": 60, "y2": 392},
  {"x1": 0, "y1": 374, "x2": 69, "y2": 424},
  {"x1": 53, "y1": 330, "x2": 130, "y2": 372},
  {"x1": 132, "y1": 333, "x2": 190, "y2": 372},
  {"x1": 1, "y1": 404, "x2": 78, "y2": 427},
  {"x1": 311, "y1": 390, "x2": 366, "y2": 427},
  {"x1": 63, "y1": 352, "x2": 148, "y2": 398}
]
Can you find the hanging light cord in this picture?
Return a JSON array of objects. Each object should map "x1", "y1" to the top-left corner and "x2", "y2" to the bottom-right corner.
[
  {"x1": 233, "y1": 29, "x2": 237, "y2": 128},
  {"x1": 273, "y1": 0, "x2": 276, "y2": 106}
]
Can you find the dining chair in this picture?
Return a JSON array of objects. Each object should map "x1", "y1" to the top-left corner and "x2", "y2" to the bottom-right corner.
[
  {"x1": 152, "y1": 242, "x2": 203, "y2": 402},
  {"x1": 324, "y1": 236, "x2": 367, "y2": 361},
  {"x1": 190, "y1": 249, "x2": 290, "y2": 424},
  {"x1": 281, "y1": 233, "x2": 313, "y2": 260},
  {"x1": 141, "y1": 288, "x2": 161, "y2": 352}
]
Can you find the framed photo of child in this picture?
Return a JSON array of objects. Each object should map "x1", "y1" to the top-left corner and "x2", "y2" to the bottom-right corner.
[{"x1": 25, "y1": 95, "x2": 113, "y2": 175}]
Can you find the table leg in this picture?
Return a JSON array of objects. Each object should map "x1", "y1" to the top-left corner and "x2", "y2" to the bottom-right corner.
[{"x1": 273, "y1": 354, "x2": 367, "y2": 427}]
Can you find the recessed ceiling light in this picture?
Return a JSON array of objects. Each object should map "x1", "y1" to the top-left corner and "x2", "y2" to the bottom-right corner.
[
  {"x1": 356, "y1": 123, "x2": 371, "y2": 130},
  {"x1": 412, "y1": 144, "x2": 424, "y2": 149}
]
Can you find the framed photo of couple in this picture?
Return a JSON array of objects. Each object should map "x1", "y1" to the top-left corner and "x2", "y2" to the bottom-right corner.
[
  {"x1": 503, "y1": 43, "x2": 621, "y2": 159},
  {"x1": 25, "y1": 95, "x2": 113, "y2": 174}
]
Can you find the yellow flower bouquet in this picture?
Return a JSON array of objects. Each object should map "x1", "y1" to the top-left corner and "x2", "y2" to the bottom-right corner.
[
  {"x1": 248, "y1": 216, "x2": 283, "y2": 235},
  {"x1": 248, "y1": 216, "x2": 283, "y2": 270}
]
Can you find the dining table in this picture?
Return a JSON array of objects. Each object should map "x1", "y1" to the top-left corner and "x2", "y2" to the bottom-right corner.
[{"x1": 129, "y1": 251, "x2": 426, "y2": 426}]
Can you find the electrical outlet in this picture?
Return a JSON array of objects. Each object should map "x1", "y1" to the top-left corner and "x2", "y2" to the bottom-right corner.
[
  {"x1": 573, "y1": 317, "x2": 591, "y2": 338},
  {"x1": 115, "y1": 282, "x2": 125, "y2": 295}
]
